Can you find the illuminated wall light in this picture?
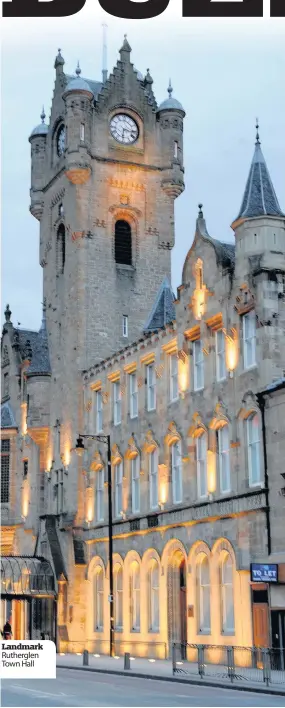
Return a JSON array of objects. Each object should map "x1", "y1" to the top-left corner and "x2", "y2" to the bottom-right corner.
[
  {"x1": 94, "y1": 654, "x2": 100, "y2": 658},
  {"x1": 64, "y1": 446, "x2": 71, "y2": 467},
  {"x1": 207, "y1": 450, "x2": 216, "y2": 494},
  {"x1": 178, "y1": 357, "x2": 189, "y2": 397},
  {"x1": 193, "y1": 287, "x2": 206, "y2": 320},
  {"x1": 225, "y1": 329, "x2": 238, "y2": 373},
  {"x1": 149, "y1": 658, "x2": 156, "y2": 662},
  {"x1": 21, "y1": 402, "x2": 28, "y2": 436},
  {"x1": 21, "y1": 479, "x2": 29, "y2": 518},
  {"x1": 160, "y1": 480, "x2": 167, "y2": 506},
  {"x1": 86, "y1": 486, "x2": 94, "y2": 523}
]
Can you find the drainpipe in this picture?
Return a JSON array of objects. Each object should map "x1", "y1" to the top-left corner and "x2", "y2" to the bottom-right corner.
[{"x1": 256, "y1": 391, "x2": 272, "y2": 557}]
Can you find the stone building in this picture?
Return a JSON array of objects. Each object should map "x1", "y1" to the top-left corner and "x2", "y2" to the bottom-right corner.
[{"x1": 1, "y1": 38, "x2": 285, "y2": 655}]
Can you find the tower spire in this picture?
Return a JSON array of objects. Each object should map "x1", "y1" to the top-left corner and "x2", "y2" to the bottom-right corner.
[
  {"x1": 102, "y1": 23, "x2": 108, "y2": 83},
  {"x1": 255, "y1": 117, "x2": 260, "y2": 145}
]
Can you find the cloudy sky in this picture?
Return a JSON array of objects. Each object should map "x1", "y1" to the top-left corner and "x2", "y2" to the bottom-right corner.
[{"x1": 2, "y1": 2, "x2": 285, "y2": 331}]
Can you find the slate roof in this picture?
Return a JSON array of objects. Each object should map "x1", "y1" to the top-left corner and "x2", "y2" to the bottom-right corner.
[
  {"x1": 66, "y1": 75, "x2": 102, "y2": 99},
  {"x1": 236, "y1": 139, "x2": 284, "y2": 220},
  {"x1": 15, "y1": 316, "x2": 51, "y2": 376},
  {"x1": 1, "y1": 402, "x2": 17, "y2": 429},
  {"x1": 45, "y1": 515, "x2": 67, "y2": 580},
  {"x1": 144, "y1": 277, "x2": 176, "y2": 333}
]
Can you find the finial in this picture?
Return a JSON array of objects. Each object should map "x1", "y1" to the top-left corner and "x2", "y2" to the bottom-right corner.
[
  {"x1": 198, "y1": 203, "x2": 203, "y2": 218},
  {"x1": 41, "y1": 106, "x2": 46, "y2": 124},
  {"x1": 4, "y1": 304, "x2": 11, "y2": 323},
  {"x1": 255, "y1": 117, "x2": 260, "y2": 145},
  {"x1": 55, "y1": 48, "x2": 65, "y2": 69},
  {"x1": 120, "y1": 34, "x2": 131, "y2": 54},
  {"x1": 76, "y1": 61, "x2": 81, "y2": 77},
  {"x1": 145, "y1": 68, "x2": 153, "y2": 85},
  {"x1": 168, "y1": 79, "x2": 173, "y2": 97}
]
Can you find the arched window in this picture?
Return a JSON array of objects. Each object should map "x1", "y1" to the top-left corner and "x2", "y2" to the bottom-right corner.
[
  {"x1": 148, "y1": 560, "x2": 159, "y2": 631},
  {"x1": 171, "y1": 441, "x2": 182, "y2": 504},
  {"x1": 93, "y1": 568, "x2": 104, "y2": 631},
  {"x1": 114, "y1": 565, "x2": 123, "y2": 629},
  {"x1": 218, "y1": 424, "x2": 231, "y2": 493},
  {"x1": 56, "y1": 224, "x2": 65, "y2": 275},
  {"x1": 221, "y1": 553, "x2": 234, "y2": 633},
  {"x1": 197, "y1": 554, "x2": 210, "y2": 633},
  {"x1": 130, "y1": 562, "x2": 140, "y2": 631},
  {"x1": 196, "y1": 432, "x2": 207, "y2": 498},
  {"x1": 115, "y1": 220, "x2": 132, "y2": 266},
  {"x1": 247, "y1": 413, "x2": 261, "y2": 486}
]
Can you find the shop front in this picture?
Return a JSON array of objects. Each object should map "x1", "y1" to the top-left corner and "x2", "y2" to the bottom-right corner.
[
  {"x1": 251, "y1": 562, "x2": 285, "y2": 664},
  {"x1": 1, "y1": 556, "x2": 57, "y2": 644}
]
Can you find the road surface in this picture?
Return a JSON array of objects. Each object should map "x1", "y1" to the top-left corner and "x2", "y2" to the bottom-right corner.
[{"x1": 2, "y1": 668, "x2": 285, "y2": 707}]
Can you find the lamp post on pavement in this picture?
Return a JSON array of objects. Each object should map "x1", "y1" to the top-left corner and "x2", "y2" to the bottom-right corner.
[{"x1": 75, "y1": 433, "x2": 114, "y2": 658}]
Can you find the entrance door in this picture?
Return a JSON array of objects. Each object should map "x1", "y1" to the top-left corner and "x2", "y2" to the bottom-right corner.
[
  {"x1": 271, "y1": 611, "x2": 285, "y2": 670},
  {"x1": 167, "y1": 554, "x2": 187, "y2": 658},
  {"x1": 253, "y1": 604, "x2": 269, "y2": 647}
]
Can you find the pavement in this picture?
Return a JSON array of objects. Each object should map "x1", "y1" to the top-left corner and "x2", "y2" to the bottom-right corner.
[
  {"x1": 2, "y1": 668, "x2": 285, "y2": 707},
  {"x1": 56, "y1": 653, "x2": 285, "y2": 696}
]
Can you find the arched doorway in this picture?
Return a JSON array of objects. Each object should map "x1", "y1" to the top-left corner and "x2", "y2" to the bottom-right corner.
[{"x1": 167, "y1": 551, "x2": 187, "y2": 658}]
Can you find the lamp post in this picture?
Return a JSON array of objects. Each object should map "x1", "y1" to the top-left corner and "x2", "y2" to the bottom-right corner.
[{"x1": 75, "y1": 433, "x2": 114, "y2": 658}]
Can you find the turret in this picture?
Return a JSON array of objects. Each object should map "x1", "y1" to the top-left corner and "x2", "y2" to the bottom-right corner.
[
  {"x1": 157, "y1": 81, "x2": 185, "y2": 199},
  {"x1": 63, "y1": 63, "x2": 94, "y2": 185},
  {"x1": 29, "y1": 108, "x2": 48, "y2": 220}
]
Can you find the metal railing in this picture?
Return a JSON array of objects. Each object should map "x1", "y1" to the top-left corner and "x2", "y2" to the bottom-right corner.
[
  {"x1": 59, "y1": 639, "x2": 167, "y2": 660},
  {"x1": 172, "y1": 643, "x2": 285, "y2": 685}
]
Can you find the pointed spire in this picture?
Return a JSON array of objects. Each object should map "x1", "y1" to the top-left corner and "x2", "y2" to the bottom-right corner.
[
  {"x1": 198, "y1": 203, "x2": 203, "y2": 218},
  {"x1": 54, "y1": 48, "x2": 65, "y2": 70},
  {"x1": 144, "y1": 277, "x2": 175, "y2": 333},
  {"x1": 233, "y1": 124, "x2": 284, "y2": 223},
  {"x1": 41, "y1": 106, "x2": 46, "y2": 124},
  {"x1": 75, "y1": 61, "x2": 81, "y2": 77},
  {"x1": 120, "y1": 34, "x2": 132, "y2": 63}
]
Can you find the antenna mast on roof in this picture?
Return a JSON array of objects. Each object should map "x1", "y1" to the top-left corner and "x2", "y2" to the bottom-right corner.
[{"x1": 102, "y1": 23, "x2": 108, "y2": 83}]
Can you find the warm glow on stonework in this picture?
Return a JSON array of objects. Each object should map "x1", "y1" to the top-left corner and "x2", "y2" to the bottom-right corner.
[
  {"x1": 207, "y1": 450, "x2": 216, "y2": 493},
  {"x1": 159, "y1": 464, "x2": 168, "y2": 505},
  {"x1": 178, "y1": 356, "x2": 189, "y2": 395},
  {"x1": 22, "y1": 479, "x2": 29, "y2": 518},
  {"x1": 225, "y1": 328, "x2": 239, "y2": 372},
  {"x1": 21, "y1": 402, "x2": 27, "y2": 436},
  {"x1": 193, "y1": 286, "x2": 206, "y2": 320},
  {"x1": 86, "y1": 486, "x2": 94, "y2": 523}
]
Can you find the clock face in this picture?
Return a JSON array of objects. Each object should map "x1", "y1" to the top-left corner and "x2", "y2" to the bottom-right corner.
[
  {"x1": 57, "y1": 125, "x2": 65, "y2": 157},
  {"x1": 110, "y1": 114, "x2": 139, "y2": 145}
]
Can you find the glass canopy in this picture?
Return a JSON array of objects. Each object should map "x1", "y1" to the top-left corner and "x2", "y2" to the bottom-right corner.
[{"x1": 1, "y1": 557, "x2": 56, "y2": 597}]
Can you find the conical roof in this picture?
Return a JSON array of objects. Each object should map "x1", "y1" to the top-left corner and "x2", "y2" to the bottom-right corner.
[
  {"x1": 235, "y1": 127, "x2": 284, "y2": 221},
  {"x1": 144, "y1": 277, "x2": 176, "y2": 332}
]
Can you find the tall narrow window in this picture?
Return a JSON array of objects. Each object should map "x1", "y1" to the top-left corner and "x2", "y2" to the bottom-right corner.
[
  {"x1": 193, "y1": 340, "x2": 204, "y2": 391},
  {"x1": 147, "y1": 363, "x2": 156, "y2": 411},
  {"x1": 1, "y1": 439, "x2": 10, "y2": 504},
  {"x1": 196, "y1": 433, "x2": 207, "y2": 498},
  {"x1": 131, "y1": 456, "x2": 140, "y2": 514},
  {"x1": 94, "y1": 568, "x2": 104, "y2": 630},
  {"x1": 96, "y1": 391, "x2": 103, "y2": 433},
  {"x1": 170, "y1": 354, "x2": 179, "y2": 402},
  {"x1": 129, "y1": 372, "x2": 138, "y2": 419},
  {"x1": 122, "y1": 315, "x2": 128, "y2": 338},
  {"x1": 197, "y1": 554, "x2": 210, "y2": 633},
  {"x1": 96, "y1": 468, "x2": 104, "y2": 522},
  {"x1": 247, "y1": 414, "x2": 261, "y2": 486},
  {"x1": 23, "y1": 460, "x2": 28, "y2": 478},
  {"x1": 171, "y1": 441, "x2": 182, "y2": 504},
  {"x1": 115, "y1": 461, "x2": 123, "y2": 517},
  {"x1": 174, "y1": 141, "x2": 178, "y2": 158},
  {"x1": 113, "y1": 381, "x2": 121, "y2": 426},
  {"x1": 216, "y1": 330, "x2": 226, "y2": 381},
  {"x1": 148, "y1": 561, "x2": 159, "y2": 631},
  {"x1": 218, "y1": 425, "x2": 231, "y2": 493},
  {"x1": 115, "y1": 220, "x2": 132, "y2": 266},
  {"x1": 3, "y1": 373, "x2": 9, "y2": 397},
  {"x1": 243, "y1": 311, "x2": 256, "y2": 369},
  {"x1": 114, "y1": 566, "x2": 123, "y2": 629},
  {"x1": 221, "y1": 554, "x2": 234, "y2": 633},
  {"x1": 56, "y1": 224, "x2": 66, "y2": 275},
  {"x1": 80, "y1": 123, "x2": 85, "y2": 141},
  {"x1": 130, "y1": 562, "x2": 140, "y2": 631},
  {"x1": 149, "y1": 449, "x2": 158, "y2": 510}
]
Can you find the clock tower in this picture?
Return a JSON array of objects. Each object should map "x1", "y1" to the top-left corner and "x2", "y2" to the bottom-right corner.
[{"x1": 29, "y1": 38, "x2": 185, "y2": 515}]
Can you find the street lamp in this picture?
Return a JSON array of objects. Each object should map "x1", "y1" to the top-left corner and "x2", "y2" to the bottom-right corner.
[{"x1": 75, "y1": 433, "x2": 114, "y2": 658}]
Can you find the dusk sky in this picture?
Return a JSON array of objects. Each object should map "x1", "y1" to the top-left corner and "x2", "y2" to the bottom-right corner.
[{"x1": 2, "y1": 3, "x2": 285, "y2": 331}]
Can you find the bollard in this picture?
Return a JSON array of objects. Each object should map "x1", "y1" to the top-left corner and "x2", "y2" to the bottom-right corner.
[
  {"x1": 172, "y1": 643, "x2": 177, "y2": 675},
  {"x1": 83, "y1": 649, "x2": 89, "y2": 666},
  {"x1": 124, "y1": 652, "x2": 131, "y2": 670},
  {"x1": 198, "y1": 645, "x2": 205, "y2": 679},
  {"x1": 227, "y1": 646, "x2": 235, "y2": 683}
]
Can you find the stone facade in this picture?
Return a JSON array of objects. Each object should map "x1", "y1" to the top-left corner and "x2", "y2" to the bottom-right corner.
[{"x1": 1, "y1": 39, "x2": 285, "y2": 654}]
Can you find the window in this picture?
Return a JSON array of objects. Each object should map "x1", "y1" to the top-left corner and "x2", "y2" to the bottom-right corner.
[
  {"x1": 56, "y1": 224, "x2": 65, "y2": 275},
  {"x1": 170, "y1": 354, "x2": 179, "y2": 402},
  {"x1": 58, "y1": 203, "x2": 64, "y2": 217},
  {"x1": 129, "y1": 373, "x2": 138, "y2": 419},
  {"x1": 196, "y1": 433, "x2": 207, "y2": 498},
  {"x1": 131, "y1": 456, "x2": 140, "y2": 514},
  {"x1": 96, "y1": 391, "x2": 103, "y2": 433},
  {"x1": 147, "y1": 363, "x2": 156, "y2": 411},
  {"x1": 221, "y1": 554, "x2": 234, "y2": 633},
  {"x1": 23, "y1": 460, "x2": 28, "y2": 478},
  {"x1": 114, "y1": 566, "x2": 123, "y2": 629},
  {"x1": 171, "y1": 441, "x2": 182, "y2": 504},
  {"x1": 149, "y1": 449, "x2": 158, "y2": 510},
  {"x1": 218, "y1": 425, "x2": 231, "y2": 493},
  {"x1": 115, "y1": 462, "x2": 123, "y2": 517},
  {"x1": 115, "y1": 220, "x2": 132, "y2": 266},
  {"x1": 113, "y1": 381, "x2": 121, "y2": 426},
  {"x1": 216, "y1": 330, "x2": 226, "y2": 381},
  {"x1": 4, "y1": 373, "x2": 9, "y2": 397},
  {"x1": 130, "y1": 562, "x2": 140, "y2": 631},
  {"x1": 1, "y1": 439, "x2": 10, "y2": 504},
  {"x1": 193, "y1": 340, "x2": 204, "y2": 391},
  {"x1": 148, "y1": 560, "x2": 159, "y2": 631},
  {"x1": 243, "y1": 311, "x2": 256, "y2": 369},
  {"x1": 96, "y1": 468, "x2": 104, "y2": 522},
  {"x1": 174, "y1": 141, "x2": 178, "y2": 158},
  {"x1": 80, "y1": 123, "x2": 85, "y2": 141},
  {"x1": 247, "y1": 414, "x2": 261, "y2": 486},
  {"x1": 197, "y1": 555, "x2": 210, "y2": 633},
  {"x1": 122, "y1": 315, "x2": 128, "y2": 338},
  {"x1": 94, "y1": 568, "x2": 104, "y2": 630}
]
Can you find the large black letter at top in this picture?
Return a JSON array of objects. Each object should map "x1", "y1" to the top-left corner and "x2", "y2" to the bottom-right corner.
[
  {"x1": 2, "y1": 0, "x2": 86, "y2": 17},
  {"x1": 183, "y1": 0, "x2": 263, "y2": 16},
  {"x1": 98, "y1": 0, "x2": 170, "y2": 19}
]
